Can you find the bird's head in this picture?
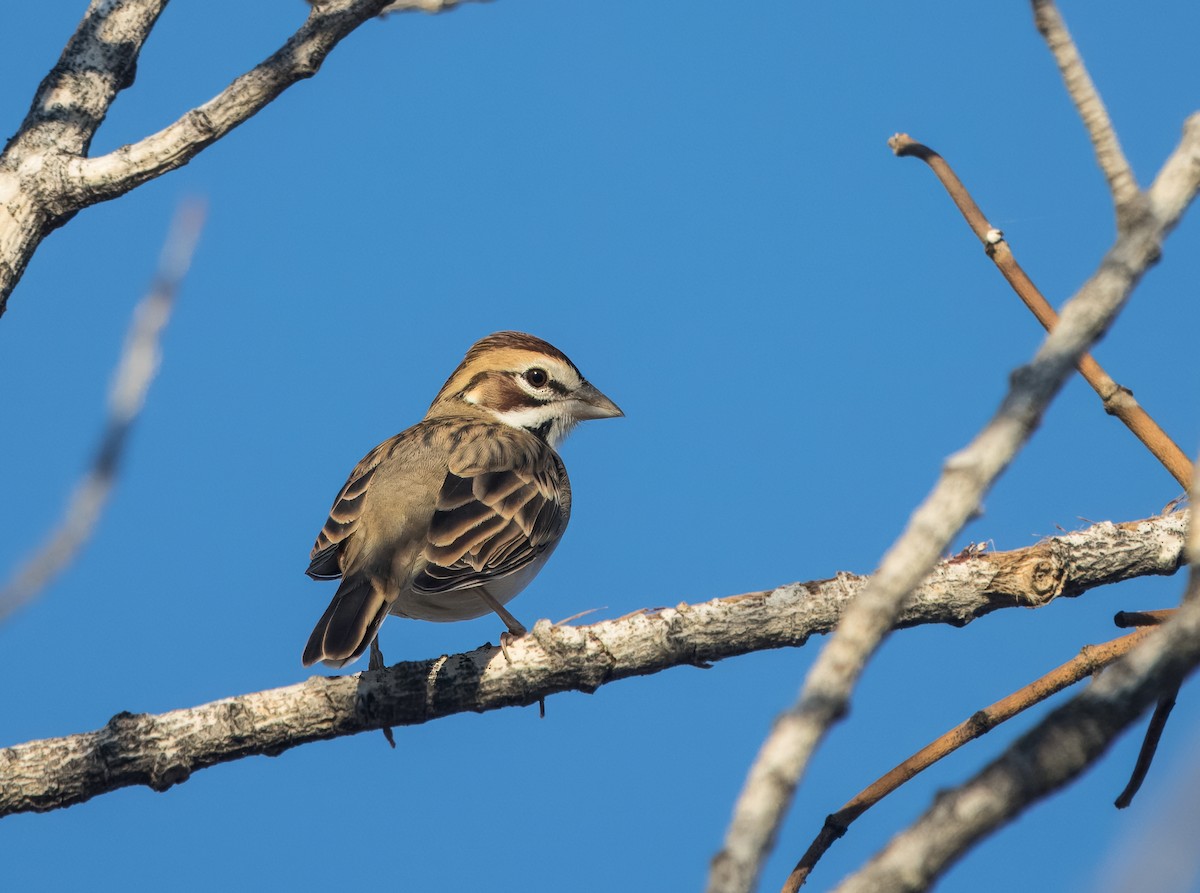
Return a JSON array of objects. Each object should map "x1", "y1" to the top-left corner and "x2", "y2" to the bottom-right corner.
[{"x1": 429, "y1": 332, "x2": 623, "y2": 448}]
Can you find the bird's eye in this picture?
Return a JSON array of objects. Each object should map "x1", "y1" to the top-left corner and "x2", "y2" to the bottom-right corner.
[{"x1": 523, "y1": 368, "x2": 549, "y2": 388}]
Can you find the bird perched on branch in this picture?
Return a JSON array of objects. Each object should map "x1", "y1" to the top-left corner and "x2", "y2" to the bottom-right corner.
[{"x1": 302, "y1": 331, "x2": 623, "y2": 669}]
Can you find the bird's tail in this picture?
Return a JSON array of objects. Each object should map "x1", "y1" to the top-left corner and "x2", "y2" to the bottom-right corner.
[{"x1": 302, "y1": 577, "x2": 388, "y2": 668}]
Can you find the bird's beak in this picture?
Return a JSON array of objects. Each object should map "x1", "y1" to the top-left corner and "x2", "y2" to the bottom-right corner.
[{"x1": 573, "y1": 381, "x2": 624, "y2": 420}]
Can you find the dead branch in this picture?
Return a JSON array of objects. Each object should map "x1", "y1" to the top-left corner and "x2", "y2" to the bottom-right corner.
[
  {"x1": 0, "y1": 0, "x2": 479, "y2": 316},
  {"x1": 889, "y1": 133, "x2": 1192, "y2": 490},
  {"x1": 831, "y1": 518, "x2": 1200, "y2": 893},
  {"x1": 782, "y1": 626, "x2": 1156, "y2": 891},
  {"x1": 1032, "y1": 0, "x2": 1141, "y2": 227},
  {"x1": 0, "y1": 512, "x2": 1184, "y2": 818},
  {"x1": 708, "y1": 13, "x2": 1200, "y2": 886}
]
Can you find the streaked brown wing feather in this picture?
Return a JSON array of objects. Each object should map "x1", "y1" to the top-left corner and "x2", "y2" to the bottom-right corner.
[
  {"x1": 414, "y1": 432, "x2": 569, "y2": 594},
  {"x1": 305, "y1": 440, "x2": 391, "y2": 580}
]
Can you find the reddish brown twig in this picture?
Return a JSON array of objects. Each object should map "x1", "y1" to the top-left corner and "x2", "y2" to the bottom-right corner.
[
  {"x1": 1114, "y1": 609, "x2": 1175, "y2": 628},
  {"x1": 888, "y1": 133, "x2": 1193, "y2": 490},
  {"x1": 781, "y1": 626, "x2": 1157, "y2": 891}
]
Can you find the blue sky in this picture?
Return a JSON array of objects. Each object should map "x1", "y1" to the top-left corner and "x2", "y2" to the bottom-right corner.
[{"x1": 2, "y1": 2, "x2": 1199, "y2": 891}]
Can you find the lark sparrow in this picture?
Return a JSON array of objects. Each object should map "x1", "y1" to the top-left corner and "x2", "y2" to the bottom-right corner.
[{"x1": 302, "y1": 331, "x2": 623, "y2": 668}]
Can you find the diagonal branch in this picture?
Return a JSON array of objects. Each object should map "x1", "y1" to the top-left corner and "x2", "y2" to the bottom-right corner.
[
  {"x1": 1147, "y1": 113, "x2": 1200, "y2": 222},
  {"x1": 0, "y1": 201, "x2": 205, "y2": 624},
  {"x1": 889, "y1": 132, "x2": 1193, "y2": 489},
  {"x1": 783, "y1": 625, "x2": 1157, "y2": 891},
  {"x1": 1032, "y1": 0, "x2": 1141, "y2": 227},
  {"x1": 0, "y1": 512, "x2": 1185, "y2": 818},
  {"x1": 832, "y1": 460, "x2": 1200, "y2": 893},
  {"x1": 2, "y1": 0, "x2": 168, "y2": 161},
  {"x1": 0, "y1": 0, "x2": 481, "y2": 317},
  {"x1": 66, "y1": 0, "x2": 477, "y2": 204},
  {"x1": 706, "y1": 109, "x2": 1200, "y2": 893}
]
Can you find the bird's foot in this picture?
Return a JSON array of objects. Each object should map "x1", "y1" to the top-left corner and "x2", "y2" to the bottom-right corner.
[
  {"x1": 499, "y1": 625, "x2": 527, "y2": 664},
  {"x1": 368, "y1": 638, "x2": 396, "y2": 748}
]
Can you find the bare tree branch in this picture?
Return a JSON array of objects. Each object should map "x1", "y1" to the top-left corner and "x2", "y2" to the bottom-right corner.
[
  {"x1": 0, "y1": 0, "x2": 169, "y2": 309},
  {"x1": 0, "y1": 0, "x2": 480, "y2": 317},
  {"x1": 0, "y1": 201, "x2": 205, "y2": 623},
  {"x1": 1032, "y1": 0, "x2": 1141, "y2": 227},
  {"x1": 889, "y1": 133, "x2": 1193, "y2": 490},
  {"x1": 4, "y1": 0, "x2": 167, "y2": 161},
  {"x1": 1111, "y1": 608, "x2": 1182, "y2": 810},
  {"x1": 66, "y1": 0, "x2": 479, "y2": 203},
  {"x1": 0, "y1": 512, "x2": 1184, "y2": 818},
  {"x1": 1147, "y1": 113, "x2": 1200, "y2": 221},
  {"x1": 707, "y1": 104, "x2": 1200, "y2": 893},
  {"x1": 1097, "y1": 739, "x2": 1200, "y2": 893},
  {"x1": 783, "y1": 625, "x2": 1157, "y2": 891},
  {"x1": 831, "y1": 466, "x2": 1200, "y2": 893},
  {"x1": 1114, "y1": 681, "x2": 1178, "y2": 809}
]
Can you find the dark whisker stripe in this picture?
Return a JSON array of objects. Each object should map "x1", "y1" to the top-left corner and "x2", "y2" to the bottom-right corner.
[{"x1": 526, "y1": 420, "x2": 554, "y2": 442}]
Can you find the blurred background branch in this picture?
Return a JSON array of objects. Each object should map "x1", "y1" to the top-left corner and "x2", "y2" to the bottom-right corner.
[{"x1": 0, "y1": 201, "x2": 205, "y2": 623}]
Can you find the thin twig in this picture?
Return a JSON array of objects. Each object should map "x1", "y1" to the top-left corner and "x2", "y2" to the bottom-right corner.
[
  {"x1": 1111, "y1": 601, "x2": 1179, "y2": 809},
  {"x1": 1115, "y1": 609, "x2": 1175, "y2": 628},
  {"x1": 0, "y1": 201, "x2": 206, "y2": 623},
  {"x1": 0, "y1": 512, "x2": 1185, "y2": 817},
  {"x1": 1032, "y1": 0, "x2": 1141, "y2": 227},
  {"x1": 1115, "y1": 683, "x2": 1178, "y2": 808},
  {"x1": 1095, "y1": 739, "x2": 1200, "y2": 893},
  {"x1": 889, "y1": 133, "x2": 1193, "y2": 490},
  {"x1": 1111, "y1": 606, "x2": 1177, "y2": 806},
  {"x1": 782, "y1": 627, "x2": 1156, "y2": 891}
]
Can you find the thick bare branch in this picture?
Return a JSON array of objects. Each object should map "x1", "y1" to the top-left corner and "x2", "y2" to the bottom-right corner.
[
  {"x1": 1032, "y1": 0, "x2": 1141, "y2": 225},
  {"x1": 783, "y1": 626, "x2": 1157, "y2": 891},
  {"x1": 0, "y1": 201, "x2": 205, "y2": 623},
  {"x1": 3, "y1": 0, "x2": 167, "y2": 161},
  {"x1": 0, "y1": 0, "x2": 479, "y2": 317},
  {"x1": 1147, "y1": 113, "x2": 1200, "y2": 224},
  {"x1": 832, "y1": 502, "x2": 1200, "y2": 893},
  {"x1": 0, "y1": 0, "x2": 170, "y2": 312},
  {"x1": 66, "y1": 0, "x2": 473, "y2": 202},
  {"x1": 0, "y1": 512, "x2": 1184, "y2": 817},
  {"x1": 707, "y1": 110, "x2": 1200, "y2": 893}
]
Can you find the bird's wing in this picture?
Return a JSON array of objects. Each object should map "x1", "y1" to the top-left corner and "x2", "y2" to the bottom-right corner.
[
  {"x1": 305, "y1": 439, "x2": 393, "y2": 580},
  {"x1": 414, "y1": 428, "x2": 571, "y2": 593}
]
